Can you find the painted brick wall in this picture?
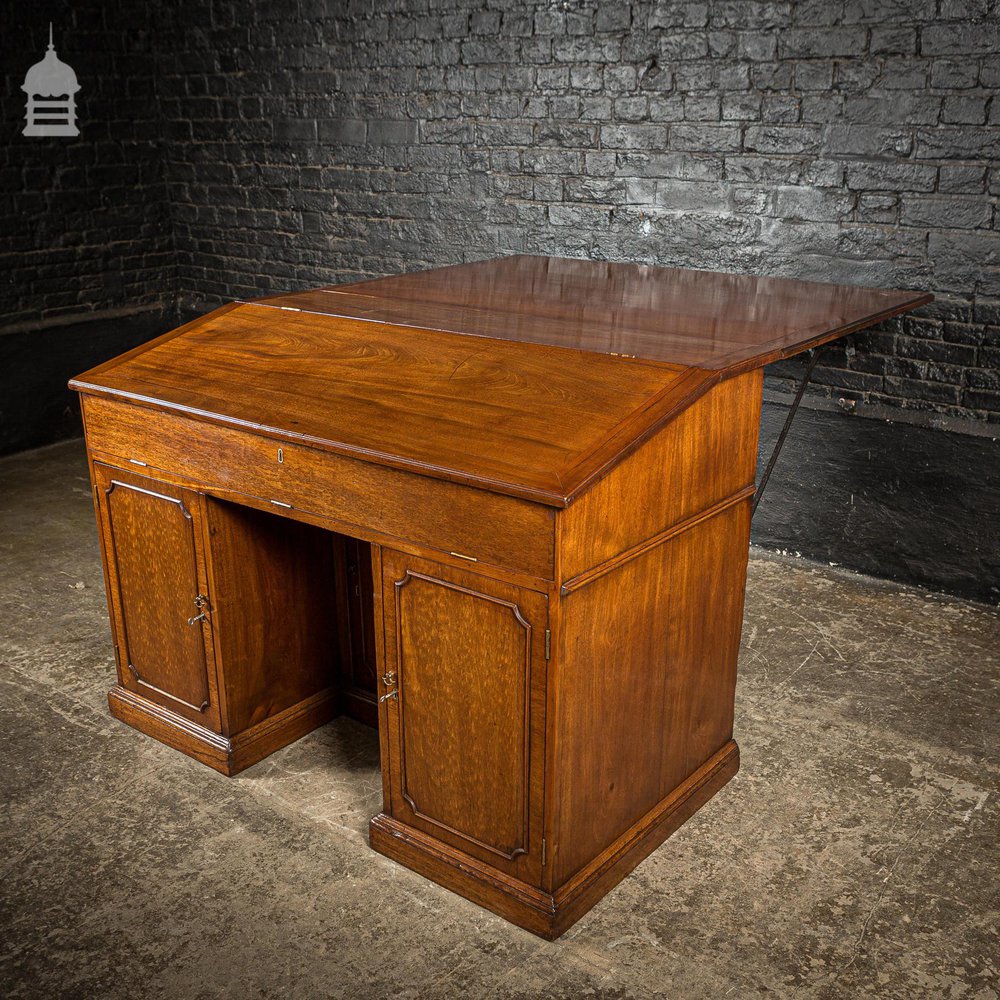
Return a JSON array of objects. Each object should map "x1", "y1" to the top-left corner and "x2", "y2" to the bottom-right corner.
[
  {"x1": 0, "y1": 3, "x2": 174, "y2": 331},
  {"x1": 152, "y1": 0, "x2": 1000, "y2": 423},
  {"x1": 3, "y1": 1, "x2": 998, "y2": 423}
]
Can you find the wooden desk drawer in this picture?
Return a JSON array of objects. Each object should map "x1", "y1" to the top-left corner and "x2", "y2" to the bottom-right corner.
[{"x1": 82, "y1": 395, "x2": 555, "y2": 581}]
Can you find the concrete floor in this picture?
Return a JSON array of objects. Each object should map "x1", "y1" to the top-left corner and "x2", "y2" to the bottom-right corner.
[{"x1": 0, "y1": 439, "x2": 997, "y2": 1000}]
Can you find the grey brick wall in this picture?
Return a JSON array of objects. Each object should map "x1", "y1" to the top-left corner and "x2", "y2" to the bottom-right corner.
[
  {"x1": 0, "y1": 4, "x2": 174, "y2": 330},
  {"x1": 4, "y1": 1, "x2": 999, "y2": 423},
  {"x1": 153, "y1": 0, "x2": 999, "y2": 422}
]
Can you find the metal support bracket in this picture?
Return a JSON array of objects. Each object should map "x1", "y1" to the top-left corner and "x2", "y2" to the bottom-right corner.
[{"x1": 752, "y1": 349, "x2": 821, "y2": 519}]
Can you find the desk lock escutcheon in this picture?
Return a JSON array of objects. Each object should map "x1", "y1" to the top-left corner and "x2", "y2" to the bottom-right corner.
[
  {"x1": 187, "y1": 593, "x2": 209, "y2": 626},
  {"x1": 379, "y1": 670, "x2": 398, "y2": 703}
]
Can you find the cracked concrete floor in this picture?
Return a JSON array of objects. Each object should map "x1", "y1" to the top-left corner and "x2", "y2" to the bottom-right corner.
[{"x1": 1, "y1": 439, "x2": 997, "y2": 1000}]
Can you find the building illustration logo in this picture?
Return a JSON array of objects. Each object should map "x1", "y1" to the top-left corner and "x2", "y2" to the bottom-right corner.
[{"x1": 22, "y1": 24, "x2": 80, "y2": 137}]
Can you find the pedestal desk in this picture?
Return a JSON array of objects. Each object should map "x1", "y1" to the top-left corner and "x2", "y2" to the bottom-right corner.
[{"x1": 70, "y1": 256, "x2": 929, "y2": 938}]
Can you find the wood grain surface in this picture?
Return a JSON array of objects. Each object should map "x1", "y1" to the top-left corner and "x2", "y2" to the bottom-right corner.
[
  {"x1": 551, "y1": 501, "x2": 753, "y2": 886},
  {"x1": 72, "y1": 256, "x2": 929, "y2": 505},
  {"x1": 380, "y1": 549, "x2": 548, "y2": 883},
  {"x1": 202, "y1": 498, "x2": 339, "y2": 735},
  {"x1": 72, "y1": 302, "x2": 700, "y2": 504},
  {"x1": 262, "y1": 254, "x2": 931, "y2": 371},
  {"x1": 82, "y1": 394, "x2": 556, "y2": 578},
  {"x1": 558, "y1": 368, "x2": 762, "y2": 583},
  {"x1": 93, "y1": 463, "x2": 221, "y2": 727}
]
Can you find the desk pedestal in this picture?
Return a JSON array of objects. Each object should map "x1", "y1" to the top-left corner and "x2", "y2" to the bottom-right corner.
[{"x1": 82, "y1": 368, "x2": 761, "y2": 938}]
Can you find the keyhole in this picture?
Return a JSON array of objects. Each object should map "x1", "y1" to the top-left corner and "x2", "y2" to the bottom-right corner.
[{"x1": 277, "y1": 447, "x2": 284, "y2": 464}]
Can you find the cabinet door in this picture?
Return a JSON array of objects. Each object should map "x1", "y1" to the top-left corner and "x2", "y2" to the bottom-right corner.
[
  {"x1": 94, "y1": 463, "x2": 221, "y2": 729},
  {"x1": 380, "y1": 550, "x2": 548, "y2": 880}
]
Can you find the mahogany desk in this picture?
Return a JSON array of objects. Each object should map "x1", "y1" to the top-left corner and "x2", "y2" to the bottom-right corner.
[{"x1": 70, "y1": 256, "x2": 929, "y2": 939}]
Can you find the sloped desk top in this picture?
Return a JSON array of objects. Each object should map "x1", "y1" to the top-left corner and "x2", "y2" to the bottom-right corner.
[{"x1": 71, "y1": 255, "x2": 930, "y2": 507}]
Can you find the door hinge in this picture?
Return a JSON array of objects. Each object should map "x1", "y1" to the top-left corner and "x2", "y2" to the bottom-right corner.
[
  {"x1": 542, "y1": 838, "x2": 547, "y2": 867},
  {"x1": 544, "y1": 629, "x2": 551, "y2": 660}
]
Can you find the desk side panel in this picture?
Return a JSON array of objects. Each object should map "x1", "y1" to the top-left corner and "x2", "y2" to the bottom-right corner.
[
  {"x1": 549, "y1": 502, "x2": 752, "y2": 888},
  {"x1": 558, "y1": 369, "x2": 762, "y2": 585},
  {"x1": 548, "y1": 371, "x2": 762, "y2": 889}
]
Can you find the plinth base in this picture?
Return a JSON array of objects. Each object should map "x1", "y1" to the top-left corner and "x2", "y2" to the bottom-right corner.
[{"x1": 370, "y1": 740, "x2": 739, "y2": 939}]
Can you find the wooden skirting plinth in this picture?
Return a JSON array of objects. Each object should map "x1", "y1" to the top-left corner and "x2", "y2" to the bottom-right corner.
[
  {"x1": 370, "y1": 740, "x2": 740, "y2": 939},
  {"x1": 107, "y1": 685, "x2": 338, "y2": 776}
]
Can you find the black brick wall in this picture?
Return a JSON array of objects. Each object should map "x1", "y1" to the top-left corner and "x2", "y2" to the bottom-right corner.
[
  {"x1": 0, "y1": 3, "x2": 174, "y2": 329},
  {"x1": 4, "y1": 1, "x2": 998, "y2": 422},
  {"x1": 151, "y1": 0, "x2": 1000, "y2": 423},
  {"x1": 2, "y1": 1, "x2": 997, "y2": 595}
]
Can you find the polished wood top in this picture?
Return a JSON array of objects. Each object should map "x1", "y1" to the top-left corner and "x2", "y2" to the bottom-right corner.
[
  {"x1": 71, "y1": 256, "x2": 930, "y2": 505},
  {"x1": 72, "y1": 303, "x2": 715, "y2": 504},
  {"x1": 259, "y1": 255, "x2": 931, "y2": 372}
]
